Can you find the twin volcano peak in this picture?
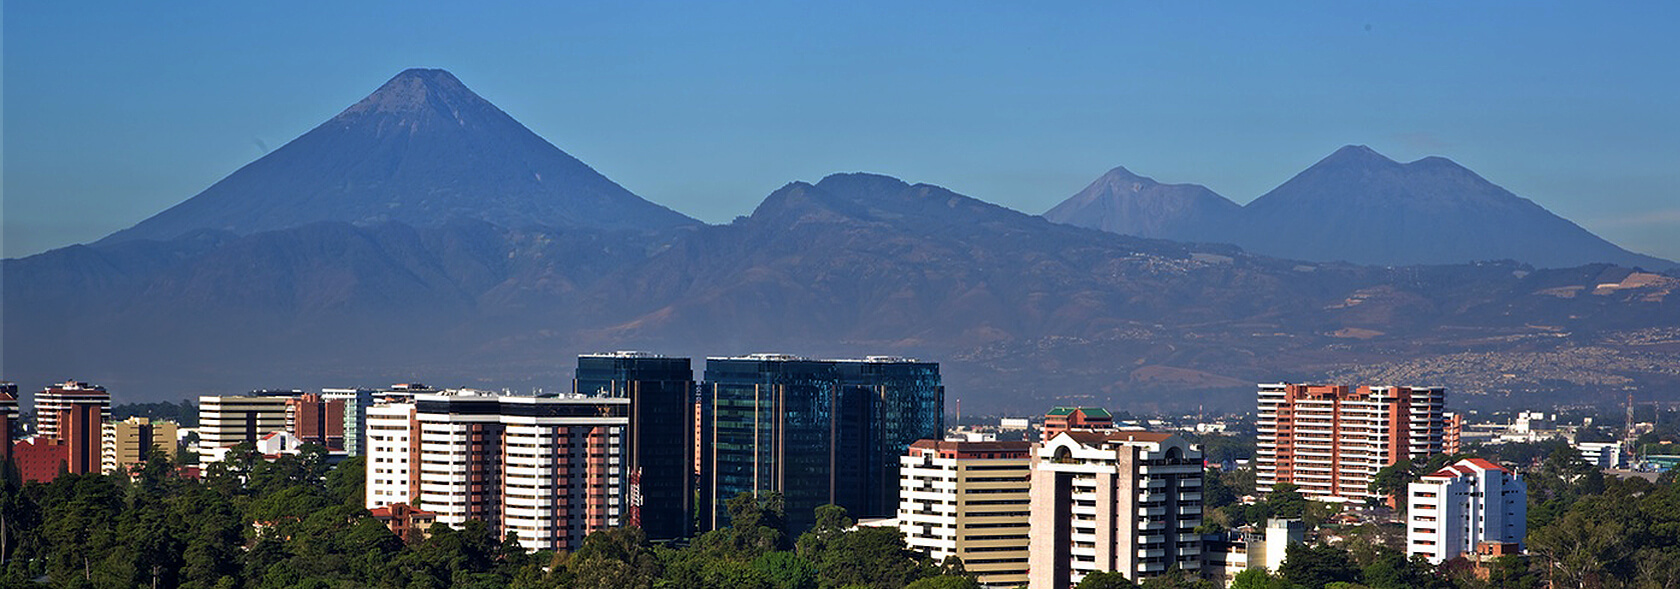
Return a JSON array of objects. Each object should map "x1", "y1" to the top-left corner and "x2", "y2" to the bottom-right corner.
[{"x1": 99, "y1": 68, "x2": 697, "y2": 245}]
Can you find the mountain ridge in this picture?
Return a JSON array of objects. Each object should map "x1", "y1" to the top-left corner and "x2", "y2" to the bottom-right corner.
[
  {"x1": 6, "y1": 71, "x2": 1677, "y2": 413},
  {"x1": 1045, "y1": 145, "x2": 1673, "y2": 269}
]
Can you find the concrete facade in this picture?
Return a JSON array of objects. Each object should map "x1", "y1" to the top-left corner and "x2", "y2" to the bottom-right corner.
[
  {"x1": 363, "y1": 391, "x2": 629, "y2": 552},
  {"x1": 1407, "y1": 458, "x2": 1526, "y2": 564},
  {"x1": 1257, "y1": 383, "x2": 1445, "y2": 503},
  {"x1": 1028, "y1": 431, "x2": 1202, "y2": 588},
  {"x1": 898, "y1": 439, "x2": 1032, "y2": 588}
]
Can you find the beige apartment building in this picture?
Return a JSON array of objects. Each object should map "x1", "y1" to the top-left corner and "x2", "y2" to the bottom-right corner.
[
  {"x1": 897, "y1": 439, "x2": 1032, "y2": 588},
  {"x1": 101, "y1": 416, "x2": 179, "y2": 474}
]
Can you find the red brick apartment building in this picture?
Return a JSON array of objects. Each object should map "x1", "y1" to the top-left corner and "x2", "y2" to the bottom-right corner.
[{"x1": 1256, "y1": 383, "x2": 1445, "y2": 503}]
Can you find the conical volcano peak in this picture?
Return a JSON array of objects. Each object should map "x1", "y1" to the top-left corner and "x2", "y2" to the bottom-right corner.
[
  {"x1": 338, "y1": 68, "x2": 488, "y2": 121},
  {"x1": 1099, "y1": 165, "x2": 1148, "y2": 182},
  {"x1": 96, "y1": 68, "x2": 697, "y2": 245},
  {"x1": 1319, "y1": 144, "x2": 1399, "y2": 167}
]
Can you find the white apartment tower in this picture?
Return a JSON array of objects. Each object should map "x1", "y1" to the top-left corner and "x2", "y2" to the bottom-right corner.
[
  {"x1": 364, "y1": 391, "x2": 630, "y2": 552},
  {"x1": 1256, "y1": 383, "x2": 1445, "y2": 503},
  {"x1": 898, "y1": 439, "x2": 1032, "y2": 588},
  {"x1": 197, "y1": 393, "x2": 293, "y2": 465},
  {"x1": 1027, "y1": 431, "x2": 1203, "y2": 589},
  {"x1": 1407, "y1": 458, "x2": 1526, "y2": 564}
]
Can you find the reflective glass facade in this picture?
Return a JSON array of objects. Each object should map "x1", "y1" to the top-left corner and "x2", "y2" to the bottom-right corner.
[
  {"x1": 701, "y1": 356, "x2": 943, "y2": 534},
  {"x1": 575, "y1": 354, "x2": 696, "y2": 541}
]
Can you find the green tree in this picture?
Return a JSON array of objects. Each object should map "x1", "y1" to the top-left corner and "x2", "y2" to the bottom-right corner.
[
  {"x1": 753, "y1": 551, "x2": 818, "y2": 589},
  {"x1": 1278, "y1": 543, "x2": 1360, "y2": 589},
  {"x1": 1367, "y1": 459, "x2": 1414, "y2": 505},
  {"x1": 1074, "y1": 571, "x2": 1137, "y2": 589},
  {"x1": 1228, "y1": 569, "x2": 1288, "y2": 589},
  {"x1": 904, "y1": 576, "x2": 980, "y2": 589},
  {"x1": 1528, "y1": 510, "x2": 1628, "y2": 588},
  {"x1": 809, "y1": 525, "x2": 934, "y2": 589}
]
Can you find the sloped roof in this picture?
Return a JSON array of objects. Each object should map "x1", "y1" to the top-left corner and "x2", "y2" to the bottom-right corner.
[{"x1": 1047, "y1": 406, "x2": 1111, "y2": 418}]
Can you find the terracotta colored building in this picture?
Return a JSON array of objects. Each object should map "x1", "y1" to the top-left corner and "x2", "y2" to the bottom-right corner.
[
  {"x1": 1444, "y1": 412, "x2": 1464, "y2": 455},
  {"x1": 13, "y1": 438, "x2": 68, "y2": 482},
  {"x1": 370, "y1": 503, "x2": 439, "y2": 542},
  {"x1": 286, "y1": 393, "x2": 346, "y2": 449},
  {"x1": 34, "y1": 381, "x2": 111, "y2": 441},
  {"x1": 1256, "y1": 383, "x2": 1446, "y2": 503},
  {"x1": 1042, "y1": 407, "x2": 1114, "y2": 440}
]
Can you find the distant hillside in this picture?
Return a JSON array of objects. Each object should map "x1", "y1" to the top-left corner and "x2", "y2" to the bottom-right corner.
[{"x1": 1044, "y1": 145, "x2": 1673, "y2": 269}]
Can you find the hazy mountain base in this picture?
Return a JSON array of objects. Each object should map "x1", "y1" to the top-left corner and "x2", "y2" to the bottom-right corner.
[{"x1": 6, "y1": 178, "x2": 1676, "y2": 413}]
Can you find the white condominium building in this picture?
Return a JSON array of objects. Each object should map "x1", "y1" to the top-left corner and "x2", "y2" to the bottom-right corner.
[
  {"x1": 364, "y1": 391, "x2": 630, "y2": 552},
  {"x1": 1028, "y1": 431, "x2": 1203, "y2": 589},
  {"x1": 898, "y1": 439, "x2": 1032, "y2": 588},
  {"x1": 1256, "y1": 383, "x2": 1445, "y2": 503},
  {"x1": 1407, "y1": 458, "x2": 1526, "y2": 564},
  {"x1": 197, "y1": 393, "x2": 293, "y2": 465}
]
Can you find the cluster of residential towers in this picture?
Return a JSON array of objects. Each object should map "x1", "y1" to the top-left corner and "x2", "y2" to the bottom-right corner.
[{"x1": 0, "y1": 370, "x2": 1529, "y2": 588}]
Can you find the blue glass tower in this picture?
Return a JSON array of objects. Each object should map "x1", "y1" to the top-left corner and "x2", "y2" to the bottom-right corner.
[{"x1": 700, "y1": 355, "x2": 943, "y2": 534}]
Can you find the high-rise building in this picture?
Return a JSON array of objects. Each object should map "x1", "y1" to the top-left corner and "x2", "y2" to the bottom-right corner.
[
  {"x1": 1407, "y1": 458, "x2": 1526, "y2": 564},
  {"x1": 1028, "y1": 431, "x2": 1203, "y2": 588},
  {"x1": 364, "y1": 391, "x2": 630, "y2": 552},
  {"x1": 700, "y1": 354, "x2": 943, "y2": 533},
  {"x1": 102, "y1": 416, "x2": 179, "y2": 474},
  {"x1": 198, "y1": 392, "x2": 293, "y2": 464},
  {"x1": 332, "y1": 383, "x2": 438, "y2": 458},
  {"x1": 0, "y1": 383, "x2": 18, "y2": 463},
  {"x1": 55, "y1": 394, "x2": 106, "y2": 476},
  {"x1": 898, "y1": 440, "x2": 1032, "y2": 588},
  {"x1": 1042, "y1": 407, "x2": 1114, "y2": 440},
  {"x1": 1256, "y1": 383, "x2": 1445, "y2": 503},
  {"x1": 1444, "y1": 412, "x2": 1464, "y2": 455},
  {"x1": 286, "y1": 393, "x2": 346, "y2": 449},
  {"x1": 34, "y1": 381, "x2": 111, "y2": 440},
  {"x1": 575, "y1": 352, "x2": 696, "y2": 541},
  {"x1": 324, "y1": 388, "x2": 373, "y2": 456}
]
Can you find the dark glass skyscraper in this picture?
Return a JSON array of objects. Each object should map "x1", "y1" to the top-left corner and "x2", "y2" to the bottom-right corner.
[
  {"x1": 700, "y1": 355, "x2": 943, "y2": 534},
  {"x1": 575, "y1": 352, "x2": 696, "y2": 541}
]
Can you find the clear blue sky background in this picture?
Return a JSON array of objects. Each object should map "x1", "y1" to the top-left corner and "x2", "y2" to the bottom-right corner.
[{"x1": 5, "y1": 1, "x2": 1678, "y2": 260}]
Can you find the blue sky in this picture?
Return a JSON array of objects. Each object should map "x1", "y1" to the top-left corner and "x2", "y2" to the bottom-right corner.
[{"x1": 6, "y1": 1, "x2": 1678, "y2": 260}]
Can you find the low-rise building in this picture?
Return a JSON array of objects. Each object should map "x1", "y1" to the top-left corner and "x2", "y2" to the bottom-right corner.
[
  {"x1": 1576, "y1": 441, "x2": 1623, "y2": 469},
  {"x1": 370, "y1": 503, "x2": 439, "y2": 542},
  {"x1": 1042, "y1": 407, "x2": 1114, "y2": 440},
  {"x1": 1202, "y1": 518, "x2": 1306, "y2": 586}
]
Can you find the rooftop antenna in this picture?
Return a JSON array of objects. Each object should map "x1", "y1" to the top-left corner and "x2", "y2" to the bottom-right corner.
[
  {"x1": 955, "y1": 398, "x2": 961, "y2": 431},
  {"x1": 1627, "y1": 392, "x2": 1636, "y2": 439}
]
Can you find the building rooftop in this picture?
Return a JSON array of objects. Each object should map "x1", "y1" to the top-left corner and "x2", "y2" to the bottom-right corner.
[{"x1": 1047, "y1": 407, "x2": 1111, "y2": 418}]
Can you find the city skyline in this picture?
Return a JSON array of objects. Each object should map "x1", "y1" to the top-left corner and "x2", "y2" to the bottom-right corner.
[{"x1": 6, "y1": 2, "x2": 1678, "y2": 261}]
